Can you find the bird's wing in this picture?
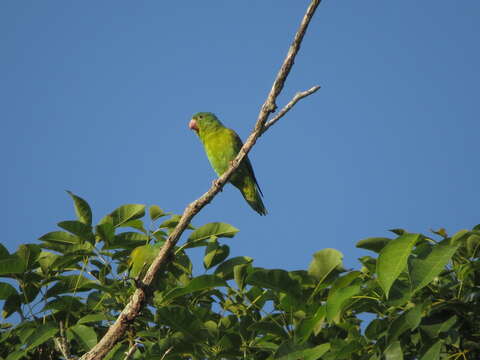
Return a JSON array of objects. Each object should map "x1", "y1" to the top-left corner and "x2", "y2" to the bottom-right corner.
[{"x1": 227, "y1": 128, "x2": 264, "y2": 197}]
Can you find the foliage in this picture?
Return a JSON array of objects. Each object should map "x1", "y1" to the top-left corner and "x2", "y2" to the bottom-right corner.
[{"x1": 1, "y1": 193, "x2": 479, "y2": 359}]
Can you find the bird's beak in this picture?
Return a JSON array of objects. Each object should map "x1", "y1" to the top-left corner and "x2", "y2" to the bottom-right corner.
[{"x1": 189, "y1": 118, "x2": 199, "y2": 132}]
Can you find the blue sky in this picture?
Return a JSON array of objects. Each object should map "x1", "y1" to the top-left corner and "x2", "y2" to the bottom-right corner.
[{"x1": 2, "y1": 1, "x2": 479, "y2": 272}]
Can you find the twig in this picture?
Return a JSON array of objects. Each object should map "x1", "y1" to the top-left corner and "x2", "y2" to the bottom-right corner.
[
  {"x1": 54, "y1": 321, "x2": 73, "y2": 360},
  {"x1": 123, "y1": 342, "x2": 138, "y2": 360},
  {"x1": 262, "y1": 86, "x2": 321, "y2": 134},
  {"x1": 80, "y1": 1, "x2": 321, "y2": 359},
  {"x1": 254, "y1": 0, "x2": 321, "y2": 127},
  {"x1": 160, "y1": 346, "x2": 173, "y2": 360}
]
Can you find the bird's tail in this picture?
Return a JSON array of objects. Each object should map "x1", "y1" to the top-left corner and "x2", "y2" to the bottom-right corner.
[{"x1": 239, "y1": 180, "x2": 267, "y2": 216}]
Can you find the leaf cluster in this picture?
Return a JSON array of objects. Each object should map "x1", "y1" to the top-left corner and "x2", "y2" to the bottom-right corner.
[{"x1": 1, "y1": 193, "x2": 479, "y2": 359}]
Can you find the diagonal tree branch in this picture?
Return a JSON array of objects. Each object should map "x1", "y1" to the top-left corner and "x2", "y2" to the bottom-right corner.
[{"x1": 80, "y1": 1, "x2": 321, "y2": 359}]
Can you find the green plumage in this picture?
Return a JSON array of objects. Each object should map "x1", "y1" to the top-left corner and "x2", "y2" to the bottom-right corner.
[{"x1": 189, "y1": 112, "x2": 267, "y2": 215}]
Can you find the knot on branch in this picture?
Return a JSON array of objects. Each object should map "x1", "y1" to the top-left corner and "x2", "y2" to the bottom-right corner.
[{"x1": 262, "y1": 102, "x2": 277, "y2": 114}]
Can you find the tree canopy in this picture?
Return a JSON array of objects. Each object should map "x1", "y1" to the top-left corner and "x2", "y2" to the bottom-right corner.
[{"x1": 1, "y1": 193, "x2": 479, "y2": 359}]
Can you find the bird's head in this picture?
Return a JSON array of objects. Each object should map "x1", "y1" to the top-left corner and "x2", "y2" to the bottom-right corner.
[{"x1": 189, "y1": 112, "x2": 223, "y2": 135}]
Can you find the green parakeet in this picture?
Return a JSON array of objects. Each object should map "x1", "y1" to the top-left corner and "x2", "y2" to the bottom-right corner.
[{"x1": 189, "y1": 112, "x2": 267, "y2": 216}]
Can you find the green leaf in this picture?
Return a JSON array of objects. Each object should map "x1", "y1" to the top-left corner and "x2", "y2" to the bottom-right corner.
[
  {"x1": 5, "y1": 350, "x2": 26, "y2": 360},
  {"x1": 419, "y1": 341, "x2": 442, "y2": 360},
  {"x1": 45, "y1": 275, "x2": 96, "y2": 297},
  {"x1": 356, "y1": 237, "x2": 391, "y2": 253},
  {"x1": 43, "y1": 296, "x2": 85, "y2": 312},
  {"x1": 163, "y1": 274, "x2": 227, "y2": 301},
  {"x1": 149, "y1": 205, "x2": 166, "y2": 221},
  {"x1": 214, "y1": 256, "x2": 253, "y2": 280},
  {"x1": 24, "y1": 323, "x2": 58, "y2": 351},
  {"x1": 330, "y1": 271, "x2": 361, "y2": 293},
  {"x1": 188, "y1": 222, "x2": 239, "y2": 243},
  {"x1": 11, "y1": 324, "x2": 27, "y2": 338},
  {"x1": 300, "y1": 343, "x2": 331, "y2": 360},
  {"x1": 50, "y1": 254, "x2": 83, "y2": 270},
  {"x1": 58, "y1": 220, "x2": 94, "y2": 241},
  {"x1": 156, "y1": 306, "x2": 208, "y2": 340},
  {"x1": 108, "y1": 204, "x2": 145, "y2": 227},
  {"x1": 387, "y1": 279, "x2": 412, "y2": 307},
  {"x1": 377, "y1": 233, "x2": 419, "y2": 298},
  {"x1": 409, "y1": 239, "x2": 460, "y2": 293},
  {"x1": 328, "y1": 339, "x2": 363, "y2": 359},
  {"x1": 96, "y1": 223, "x2": 115, "y2": 245},
  {"x1": 128, "y1": 243, "x2": 162, "y2": 278},
  {"x1": 466, "y1": 233, "x2": 480, "y2": 257},
  {"x1": 247, "y1": 269, "x2": 301, "y2": 296},
  {"x1": 384, "y1": 341, "x2": 403, "y2": 360},
  {"x1": 169, "y1": 251, "x2": 192, "y2": 277},
  {"x1": 103, "y1": 343, "x2": 129, "y2": 360},
  {"x1": 274, "y1": 342, "x2": 307, "y2": 360},
  {"x1": 233, "y1": 263, "x2": 251, "y2": 291},
  {"x1": 326, "y1": 284, "x2": 361, "y2": 322},
  {"x1": 68, "y1": 324, "x2": 98, "y2": 350},
  {"x1": 0, "y1": 282, "x2": 17, "y2": 299},
  {"x1": 248, "y1": 320, "x2": 288, "y2": 338},
  {"x1": 21, "y1": 280, "x2": 40, "y2": 305},
  {"x1": 275, "y1": 342, "x2": 330, "y2": 360},
  {"x1": 278, "y1": 293, "x2": 303, "y2": 313},
  {"x1": 39, "y1": 231, "x2": 81, "y2": 245},
  {"x1": 296, "y1": 305, "x2": 327, "y2": 343},
  {"x1": 450, "y1": 229, "x2": 470, "y2": 244},
  {"x1": 105, "y1": 231, "x2": 148, "y2": 250},
  {"x1": 217, "y1": 333, "x2": 241, "y2": 352},
  {"x1": 159, "y1": 214, "x2": 190, "y2": 229},
  {"x1": 152, "y1": 229, "x2": 167, "y2": 242},
  {"x1": 118, "y1": 219, "x2": 147, "y2": 233},
  {"x1": 308, "y1": 248, "x2": 343, "y2": 283},
  {"x1": 67, "y1": 191, "x2": 92, "y2": 225},
  {"x1": 77, "y1": 312, "x2": 111, "y2": 324},
  {"x1": 388, "y1": 305, "x2": 423, "y2": 342},
  {"x1": 365, "y1": 318, "x2": 388, "y2": 340},
  {"x1": 421, "y1": 315, "x2": 457, "y2": 338},
  {"x1": 0, "y1": 255, "x2": 25, "y2": 275},
  {"x1": 0, "y1": 243, "x2": 9, "y2": 258},
  {"x1": 203, "y1": 240, "x2": 230, "y2": 270},
  {"x1": 15, "y1": 244, "x2": 41, "y2": 270}
]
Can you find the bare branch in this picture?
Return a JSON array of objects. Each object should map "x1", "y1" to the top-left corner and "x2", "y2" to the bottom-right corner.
[
  {"x1": 255, "y1": 0, "x2": 321, "y2": 128},
  {"x1": 262, "y1": 86, "x2": 321, "y2": 134},
  {"x1": 80, "y1": 1, "x2": 321, "y2": 359}
]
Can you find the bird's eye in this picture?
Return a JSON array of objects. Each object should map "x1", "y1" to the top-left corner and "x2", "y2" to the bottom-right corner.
[{"x1": 199, "y1": 115, "x2": 203, "y2": 119}]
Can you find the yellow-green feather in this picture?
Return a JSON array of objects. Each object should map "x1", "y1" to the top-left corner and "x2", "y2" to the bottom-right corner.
[{"x1": 197, "y1": 121, "x2": 267, "y2": 215}]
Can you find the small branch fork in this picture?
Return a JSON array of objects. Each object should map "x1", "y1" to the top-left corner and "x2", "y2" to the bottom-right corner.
[
  {"x1": 80, "y1": 1, "x2": 321, "y2": 359},
  {"x1": 262, "y1": 85, "x2": 320, "y2": 134}
]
